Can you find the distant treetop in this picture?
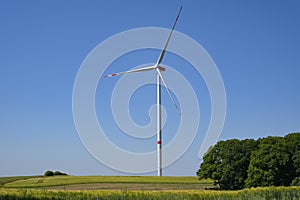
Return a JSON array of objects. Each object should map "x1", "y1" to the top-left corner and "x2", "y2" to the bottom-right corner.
[{"x1": 44, "y1": 170, "x2": 68, "y2": 176}]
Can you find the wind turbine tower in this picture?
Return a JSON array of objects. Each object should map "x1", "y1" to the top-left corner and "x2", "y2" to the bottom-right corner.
[{"x1": 104, "y1": 5, "x2": 183, "y2": 176}]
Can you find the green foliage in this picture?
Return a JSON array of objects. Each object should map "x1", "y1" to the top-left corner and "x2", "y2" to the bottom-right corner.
[
  {"x1": 44, "y1": 170, "x2": 67, "y2": 177},
  {"x1": 245, "y1": 136, "x2": 294, "y2": 187},
  {"x1": 291, "y1": 177, "x2": 300, "y2": 186},
  {"x1": 198, "y1": 132, "x2": 300, "y2": 190},
  {"x1": 284, "y1": 133, "x2": 300, "y2": 179},
  {"x1": 197, "y1": 139, "x2": 257, "y2": 190},
  {"x1": 43, "y1": 171, "x2": 54, "y2": 177},
  {"x1": 53, "y1": 171, "x2": 67, "y2": 176}
]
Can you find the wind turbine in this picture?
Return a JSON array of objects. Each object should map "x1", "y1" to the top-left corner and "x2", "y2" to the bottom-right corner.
[{"x1": 104, "y1": 5, "x2": 183, "y2": 176}]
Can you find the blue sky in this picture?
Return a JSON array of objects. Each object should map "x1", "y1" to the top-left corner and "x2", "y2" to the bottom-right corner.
[{"x1": 0, "y1": 0, "x2": 299, "y2": 176}]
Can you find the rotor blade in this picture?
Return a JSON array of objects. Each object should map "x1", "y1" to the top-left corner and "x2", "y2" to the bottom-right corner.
[
  {"x1": 156, "y1": 68, "x2": 181, "y2": 115},
  {"x1": 104, "y1": 66, "x2": 156, "y2": 78},
  {"x1": 156, "y1": 5, "x2": 183, "y2": 65}
]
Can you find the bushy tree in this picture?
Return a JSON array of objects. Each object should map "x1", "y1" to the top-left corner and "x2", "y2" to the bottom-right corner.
[
  {"x1": 284, "y1": 133, "x2": 300, "y2": 185},
  {"x1": 44, "y1": 170, "x2": 67, "y2": 176},
  {"x1": 198, "y1": 133, "x2": 300, "y2": 189},
  {"x1": 245, "y1": 136, "x2": 294, "y2": 187},
  {"x1": 197, "y1": 139, "x2": 257, "y2": 190},
  {"x1": 44, "y1": 170, "x2": 54, "y2": 176},
  {"x1": 54, "y1": 171, "x2": 67, "y2": 176}
]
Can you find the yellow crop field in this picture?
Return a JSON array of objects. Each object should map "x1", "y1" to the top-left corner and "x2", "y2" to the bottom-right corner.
[{"x1": 0, "y1": 187, "x2": 300, "y2": 200}]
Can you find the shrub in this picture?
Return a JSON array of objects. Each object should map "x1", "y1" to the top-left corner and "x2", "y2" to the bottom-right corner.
[
  {"x1": 44, "y1": 170, "x2": 54, "y2": 176},
  {"x1": 291, "y1": 177, "x2": 300, "y2": 186},
  {"x1": 54, "y1": 171, "x2": 67, "y2": 176}
]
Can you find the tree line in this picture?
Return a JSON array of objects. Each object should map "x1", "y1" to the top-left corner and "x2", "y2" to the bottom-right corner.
[
  {"x1": 44, "y1": 170, "x2": 68, "y2": 176},
  {"x1": 197, "y1": 132, "x2": 300, "y2": 190}
]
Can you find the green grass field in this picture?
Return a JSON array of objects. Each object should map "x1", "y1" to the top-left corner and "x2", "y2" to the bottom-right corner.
[
  {"x1": 0, "y1": 176, "x2": 42, "y2": 186},
  {"x1": 1, "y1": 176, "x2": 300, "y2": 199},
  {"x1": 2, "y1": 176, "x2": 212, "y2": 190}
]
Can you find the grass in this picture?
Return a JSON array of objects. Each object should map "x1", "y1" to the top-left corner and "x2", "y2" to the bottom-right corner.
[
  {"x1": 1, "y1": 176, "x2": 300, "y2": 199},
  {"x1": 0, "y1": 176, "x2": 42, "y2": 186},
  {"x1": 2, "y1": 176, "x2": 213, "y2": 190}
]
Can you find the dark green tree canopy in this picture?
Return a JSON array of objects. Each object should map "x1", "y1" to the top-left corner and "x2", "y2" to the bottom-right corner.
[
  {"x1": 44, "y1": 170, "x2": 54, "y2": 176},
  {"x1": 197, "y1": 138, "x2": 257, "y2": 190},
  {"x1": 245, "y1": 136, "x2": 294, "y2": 187},
  {"x1": 44, "y1": 170, "x2": 68, "y2": 176},
  {"x1": 197, "y1": 132, "x2": 300, "y2": 190}
]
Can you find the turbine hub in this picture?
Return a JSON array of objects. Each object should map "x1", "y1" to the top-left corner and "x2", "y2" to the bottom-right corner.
[{"x1": 158, "y1": 66, "x2": 166, "y2": 71}]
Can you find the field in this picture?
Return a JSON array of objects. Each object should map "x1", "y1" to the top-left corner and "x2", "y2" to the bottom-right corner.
[
  {"x1": 2, "y1": 176, "x2": 211, "y2": 190},
  {"x1": 0, "y1": 176, "x2": 300, "y2": 199},
  {"x1": 0, "y1": 176, "x2": 42, "y2": 186}
]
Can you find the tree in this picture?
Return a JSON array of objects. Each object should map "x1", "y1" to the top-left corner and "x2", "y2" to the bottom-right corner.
[
  {"x1": 197, "y1": 139, "x2": 257, "y2": 190},
  {"x1": 245, "y1": 136, "x2": 294, "y2": 187},
  {"x1": 284, "y1": 132, "x2": 300, "y2": 185},
  {"x1": 54, "y1": 171, "x2": 67, "y2": 176},
  {"x1": 44, "y1": 170, "x2": 54, "y2": 176},
  {"x1": 198, "y1": 132, "x2": 300, "y2": 189},
  {"x1": 44, "y1": 170, "x2": 68, "y2": 176}
]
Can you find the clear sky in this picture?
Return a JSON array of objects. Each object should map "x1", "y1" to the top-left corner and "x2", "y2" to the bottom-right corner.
[{"x1": 0, "y1": 0, "x2": 299, "y2": 176}]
